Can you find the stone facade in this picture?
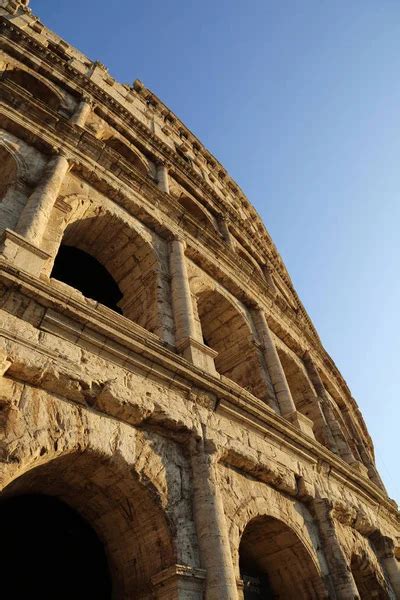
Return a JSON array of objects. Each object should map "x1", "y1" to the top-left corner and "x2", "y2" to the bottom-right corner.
[{"x1": 0, "y1": 1, "x2": 399, "y2": 598}]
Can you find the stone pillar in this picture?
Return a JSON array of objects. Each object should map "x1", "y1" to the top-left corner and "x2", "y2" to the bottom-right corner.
[
  {"x1": 370, "y1": 533, "x2": 400, "y2": 598},
  {"x1": 70, "y1": 96, "x2": 92, "y2": 128},
  {"x1": 303, "y1": 352, "x2": 356, "y2": 462},
  {"x1": 218, "y1": 216, "x2": 233, "y2": 246},
  {"x1": 16, "y1": 151, "x2": 70, "y2": 246},
  {"x1": 190, "y1": 437, "x2": 238, "y2": 600},
  {"x1": 252, "y1": 308, "x2": 296, "y2": 415},
  {"x1": 157, "y1": 162, "x2": 170, "y2": 194},
  {"x1": 253, "y1": 308, "x2": 316, "y2": 435},
  {"x1": 261, "y1": 263, "x2": 278, "y2": 295},
  {"x1": 312, "y1": 499, "x2": 360, "y2": 599},
  {"x1": 170, "y1": 238, "x2": 218, "y2": 373}
]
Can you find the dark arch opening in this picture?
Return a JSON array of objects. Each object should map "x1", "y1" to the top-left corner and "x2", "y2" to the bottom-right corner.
[
  {"x1": 3, "y1": 68, "x2": 61, "y2": 110},
  {"x1": 51, "y1": 245, "x2": 123, "y2": 313},
  {"x1": 350, "y1": 555, "x2": 390, "y2": 600},
  {"x1": 106, "y1": 137, "x2": 148, "y2": 175},
  {"x1": 239, "y1": 515, "x2": 326, "y2": 599},
  {"x1": 0, "y1": 493, "x2": 112, "y2": 600}
]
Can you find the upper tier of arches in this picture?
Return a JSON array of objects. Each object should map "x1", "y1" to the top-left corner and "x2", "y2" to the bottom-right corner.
[{"x1": 0, "y1": 62, "x2": 376, "y2": 484}]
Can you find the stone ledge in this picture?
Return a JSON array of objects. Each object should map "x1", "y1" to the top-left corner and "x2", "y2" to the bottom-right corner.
[
  {"x1": 0, "y1": 228, "x2": 50, "y2": 276},
  {"x1": 151, "y1": 564, "x2": 206, "y2": 599}
]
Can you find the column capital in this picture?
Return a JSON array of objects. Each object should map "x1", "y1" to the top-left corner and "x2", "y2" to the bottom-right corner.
[
  {"x1": 169, "y1": 234, "x2": 187, "y2": 249},
  {"x1": 49, "y1": 146, "x2": 73, "y2": 164},
  {"x1": 156, "y1": 158, "x2": 172, "y2": 170},
  {"x1": 189, "y1": 433, "x2": 221, "y2": 462},
  {"x1": 81, "y1": 94, "x2": 95, "y2": 107}
]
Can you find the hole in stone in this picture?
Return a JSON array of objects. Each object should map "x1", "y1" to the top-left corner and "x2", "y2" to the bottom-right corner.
[
  {"x1": 51, "y1": 245, "x2": 123, "y2": 314},
  {"x1": 0, "y1": 494, "x2": 112, "y2": 599}
]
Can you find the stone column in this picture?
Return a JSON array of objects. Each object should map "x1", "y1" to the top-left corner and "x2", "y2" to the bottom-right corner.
[
  {"x1": 261, "y1": 263, "x2": 278, "y2": 295},
  {"x1": 252, "y1": 308, "x2": 296, "y2": 415},
  {"x1": 218, "y1": 216, "x2": 233, "y2": 246},
  {"x1": 345, "y1": 402, "x2": 386, "y2": 490},
  {"x1": 303, "y1": 352, "x2": 353, "y2": 459},
  {"x1": 370, "y1": 532, "x2": 400, "y2": 598},
  {"x1": 16, "y1": 150, "x2": 70, "y2": 246},
  {"x1": 312, "y1": 499, "x2": 360, "y2": 599},
  {"x1": 157, "y1": 162, "x2": 170, "y2": 194},
  {"x1": 169, "y1": 238, "x2": 217, "y2": 372},
  {"x1": 70, "y1": 96, "x2": 92, "y2": 128},
  {"x1": 190, "y1": 437, "x2": 238, "y2": 600},
  {"x1": 252, "y1": 308, "x2": 316, "y2": 435}
]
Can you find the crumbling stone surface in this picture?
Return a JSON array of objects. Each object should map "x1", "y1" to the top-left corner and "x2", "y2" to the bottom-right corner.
[{"x1": 0, "y1": 1, "x2": 399, "y2": 598}]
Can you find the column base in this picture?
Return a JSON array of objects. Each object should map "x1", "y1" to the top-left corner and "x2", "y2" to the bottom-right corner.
[
  {"x1": 0, "y1": 229, "x2": 50, "y2": 277},
  {"x1": 152, "y1": 564, "x2": 206, "y2": 600},
  {"x1": 177, "y1": 336, "x2": 219, "y2": 375},
  {"x1": 286, "y1": 410, "x2": 316, "y2": 439}
]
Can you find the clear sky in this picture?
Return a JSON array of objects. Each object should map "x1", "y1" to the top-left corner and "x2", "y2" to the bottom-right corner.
[{"x1": 33, "y1": 0, "x2": 400, "y2": 503}]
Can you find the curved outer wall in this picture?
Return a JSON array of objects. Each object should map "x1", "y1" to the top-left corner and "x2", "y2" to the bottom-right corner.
[{"x1": 0, "y1": 1, "x2": 399, "y2": 598}]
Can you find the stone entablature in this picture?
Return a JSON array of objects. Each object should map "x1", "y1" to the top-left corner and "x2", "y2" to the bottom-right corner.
[{"x1": 0, "y1": 1, "x2": 399, "y2": 598}]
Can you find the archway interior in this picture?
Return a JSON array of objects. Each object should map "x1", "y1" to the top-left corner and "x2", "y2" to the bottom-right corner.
[
  {"x1": 105, "y1": 136, "x2": 148, "y2": 175},
  {"x1": 277, "y1": 347, "x2": 329, "y2": 446},
  {"x1": 239, "y1": 515, "x2": 324, "y2": 600},
  {"x1": 196, "y1": 290, "x2": 274, "y2": 404},
  {"x1": 0, "y1": 146, "x2": 17, "y2": 201},
  {"x1": 51, "y1": 244, "x2": 123, "y2": 313},
  {"x1": 2, "y1": 449, "x2": 177, "y2": 598},
  {"x1": 0, "y1": 493, "x2": 112, "y2": 600},
  {"x1": 56, "y1": 214, "x2": 162, "y2": 334},
  {"x1": 350, "y1": 555, "x2": 389, "y2": 600},
  {"x1": 2, "y1": 68, "x2": 61, "y2": 110}
]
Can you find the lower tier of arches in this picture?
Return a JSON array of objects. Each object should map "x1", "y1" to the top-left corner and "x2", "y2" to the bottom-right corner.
[{"x1": 0, "y1": 383, "x2": 398, "y2": 600}]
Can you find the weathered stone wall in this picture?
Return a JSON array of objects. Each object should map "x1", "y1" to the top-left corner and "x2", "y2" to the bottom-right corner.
[{"x1": 0, "y1": 1, "x2": 399, "y2": 598}]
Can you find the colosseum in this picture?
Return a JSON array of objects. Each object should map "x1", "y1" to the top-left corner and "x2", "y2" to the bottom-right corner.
[{"x1": 0, "y1": 0, "x2": 399, "y2": 598}]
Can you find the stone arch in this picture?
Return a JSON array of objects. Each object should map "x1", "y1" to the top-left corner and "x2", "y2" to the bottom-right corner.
[
  {"x1": 49, "y1": 202, "x2": 172, "y2": 340},
  {"x1": 229, "y1": 495, "x2": 329, "y2": 599},
  {"x1": 103, "y1": 136, "x2": 149, "y2": 175},
  {"x1": 1, "y1": 67, "x2": 63, "y2": 111},
  {"x1": 336, "y1": 522, "x2": 394, "y2": 600},
  {"x1": 194, "y1": 286, "x2": 273, "y2": 403},
  {"x1": 175, "y1": 192, "x2": 218, "y2": 232},
  {"x1": 0, "y1": 399, "x2": 177, "y2": 599},
  {"x1": 320, "y1": 373, "x2": 363, "y2": 460},
  {"x1": 350, "y1": 553, "x2": 391, "y2": 599},
  {"x1": 276, "y1": 343, "x2": 328, "y2": 445}
]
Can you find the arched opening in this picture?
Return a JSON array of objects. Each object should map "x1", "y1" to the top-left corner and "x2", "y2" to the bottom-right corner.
[
  {"x1": 106, "y1": 137, "x2": 148, "y2": 175},
  {"x1": 50, "y1": 212, "x2": 169, "y2": 338},
  {"x1": 0, "y1": 494, "x2": 112, "y2": 599},
  {"x1": 2, "y1": 68, "x2": 61, "y2": 110},
  {"x1": 196, "y1": 290, "x2": 274, "y2": 405},
  {"x1": 239, "y1": 515, "x2": 326, "y2": 599},
  {"x1": 0, "y1": 145, "x2": 17, "y2": 201},
  {"x1": 1, "y1": 449, "x2": 176, "y2": 598},
  {"x1": 51, "y1": 245, "x2": 123, "y2": 313},
  {"x1": 277, "y1": 346, "x2": 328, "y2": 444},
  {"x1": 351, "y1": 555, "x2": 390, "y2": 600},
  {"x1": 176, "y1": 194, "x2": 217, "y2": 231}
]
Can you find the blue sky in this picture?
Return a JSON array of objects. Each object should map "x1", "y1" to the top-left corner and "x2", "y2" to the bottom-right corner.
[{"x1": 33, "y1": 0, "x2": 400, "y2": 502}]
